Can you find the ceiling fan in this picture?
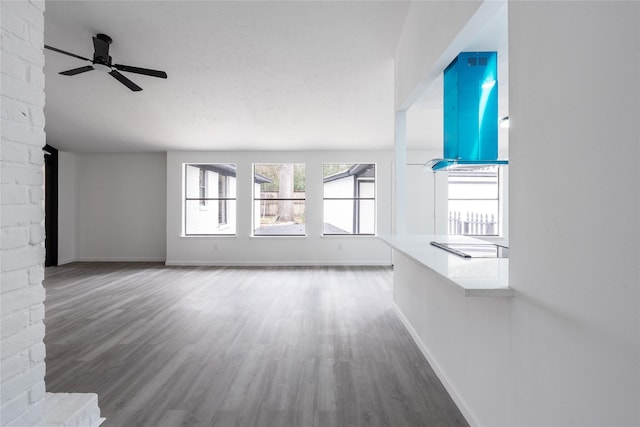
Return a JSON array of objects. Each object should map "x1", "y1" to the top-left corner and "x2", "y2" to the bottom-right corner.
[{"x1": 45, "y1": 33, "x2": 167, "y2": 92}]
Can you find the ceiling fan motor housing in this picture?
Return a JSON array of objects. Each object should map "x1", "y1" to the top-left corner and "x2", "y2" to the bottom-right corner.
[
  {"x1": 96, "y1": 33, "x2": 112, "y2": 44},
  {"x1": 93, "y1": 33, "x2": 113, "y2": 67}
]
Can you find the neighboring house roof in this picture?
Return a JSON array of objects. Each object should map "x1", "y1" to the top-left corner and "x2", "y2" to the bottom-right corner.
[
  {"x1": 253, "y1": 173, "x2": 272, "y2": 184},
  {"x1": 323, "y1": 163, "x2": 375, "y2": 183},
  {"x1": 198, "y1": 163, "x2": 236, "y2": 177},
  {"x1": 191, "y1": 164, "x2": 272, "y2": 184}
]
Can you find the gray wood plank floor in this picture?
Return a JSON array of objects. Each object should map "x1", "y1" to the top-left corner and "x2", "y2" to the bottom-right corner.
[{"x1": 44, "y1": 263, "x2": 468, "y2": 427}]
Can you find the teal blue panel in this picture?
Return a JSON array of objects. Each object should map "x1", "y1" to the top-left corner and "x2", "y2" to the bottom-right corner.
[
  {"x1": 443, "y1": 52, "x2": 498, "y2": 162},
  {"x1": 443, "y1": 56, "x2": 459, "y2": 160}
]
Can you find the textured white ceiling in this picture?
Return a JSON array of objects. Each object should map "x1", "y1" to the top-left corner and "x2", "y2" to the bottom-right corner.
[
  {"x1": 44, "y1": 1, "x2": 411, "y2": 152},
  {"x1": 44, "y1": 1, "x2": 508, "y2": 154}
]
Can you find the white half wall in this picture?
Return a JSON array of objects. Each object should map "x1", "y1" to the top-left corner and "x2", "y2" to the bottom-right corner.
[
  {"x1": 58, "y1": 151, "x2": 77, "y2": 264},
  {"x1": 166, "y1": 150, "x2": 392, "y2": 265},
  {"x1": 392, "y1": 252, "x2": 511, "y2": 426},
  {"x1": 76, "y1": 152, "x2": 167, "y2": 261}
]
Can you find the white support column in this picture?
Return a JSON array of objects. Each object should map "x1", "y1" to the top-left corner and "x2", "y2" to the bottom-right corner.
[{"x1": 393, "y1": 110, "x2": 407, "y2": 236}]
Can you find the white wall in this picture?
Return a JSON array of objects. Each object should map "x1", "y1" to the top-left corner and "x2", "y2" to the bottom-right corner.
[
  {"x1": 0, "y1": 2, "x2": 47, "y2": 425},
  {"x1": 77, "y1": 153, "x2": 166, "y2": 261},
  {"x1": 166, "y1": 150, "x2": 392, "y2": 265},
  {"x1": 394, "y1": 1, "x2": 482, "y2": 109},
  {"x1": 508, "y1": 2, "x2": 640, "y2": 425},
  {"x1": 58, "y1": 151, "x2": 77, "y2": 264}
]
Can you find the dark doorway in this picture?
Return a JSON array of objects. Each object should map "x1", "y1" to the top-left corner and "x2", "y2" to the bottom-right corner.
[{"x1": 43, "y1": 144, "x2": 58, "y2": 267}]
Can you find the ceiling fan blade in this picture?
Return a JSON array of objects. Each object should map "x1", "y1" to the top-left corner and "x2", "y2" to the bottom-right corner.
[
  {"x1": 59, "y1": 65, "x2": 95, "y2": 76},
  {"x1": 113, "y1": 64, "x2": 167, "y2": 79},
  {"x1": 92, "y1": 36, "x2": 110, "y2": 60},
  {"x1": 109, "y1": 70, "x2": 142, "y2": 91},
  {"x1": 45, "y1": 45, "x2": 91, "y2": 62}
]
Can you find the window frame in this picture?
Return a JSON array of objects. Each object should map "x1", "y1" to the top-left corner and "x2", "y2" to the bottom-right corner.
[
  {"x1": 322, "y1": 163, "x2": 376, "y2": 236},
  {"x1": 252, "y1": 163, "x2": 306, "y2": 237},
  {"x1": 447, "y1": 166, "x2": 502, "y2": 237},
  {"x1": 184, "y1": 163, "x2": 237, "y2": 236}
]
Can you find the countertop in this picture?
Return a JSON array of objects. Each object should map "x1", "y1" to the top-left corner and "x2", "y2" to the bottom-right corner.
[{"x1": 379, "y1": 234, "x2": 513, "y2": 297}]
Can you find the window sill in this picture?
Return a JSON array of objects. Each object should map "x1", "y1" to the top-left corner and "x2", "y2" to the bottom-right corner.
[
  {"x1": 250, "y1": 235, "x2": 307, "y2": 239},
  {"x1": 321, "y1": 234, "x2": 378, "y2": 238},
  {"x1": 181, "y1": 234, "x2": 237, "y2": 238}
]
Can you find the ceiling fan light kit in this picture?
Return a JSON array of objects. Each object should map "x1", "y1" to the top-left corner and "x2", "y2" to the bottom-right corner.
[{"x1": 45, "y1": 33, "x2": 167, "y2": 92}]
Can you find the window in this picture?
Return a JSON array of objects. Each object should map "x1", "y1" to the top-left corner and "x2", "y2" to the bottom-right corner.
[
  {"x1": 447, "y1": 166, "x2": 502, "y2": 236},
  {"x1": 185, "y1": 164, "x2": 236, "y2": 235},
  {"x1": 253, "y1": 163, "x2": 305, "y2": 236},
  {"x1": 323, "y1": 163, "x2": 376, "y2": 235}
]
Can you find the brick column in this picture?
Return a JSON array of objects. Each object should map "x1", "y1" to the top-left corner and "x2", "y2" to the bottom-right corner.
[{"x1": 1, "y1": 1, "x2": 47, "y2": 426}]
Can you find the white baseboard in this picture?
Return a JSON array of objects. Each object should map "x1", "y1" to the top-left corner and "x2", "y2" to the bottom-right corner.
[
  {"x1": 392, "y1": 302, "x2": 479, "y2": 427},
  {"x1": 59, "y1": 258, "x2": 391, "y2": 267},
  {"x1": 164, "y1": 260, "x2": 392, "y2": 267},
  {"x1": 76, "y1": 257, "x2": 166, "y2": 262}
]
